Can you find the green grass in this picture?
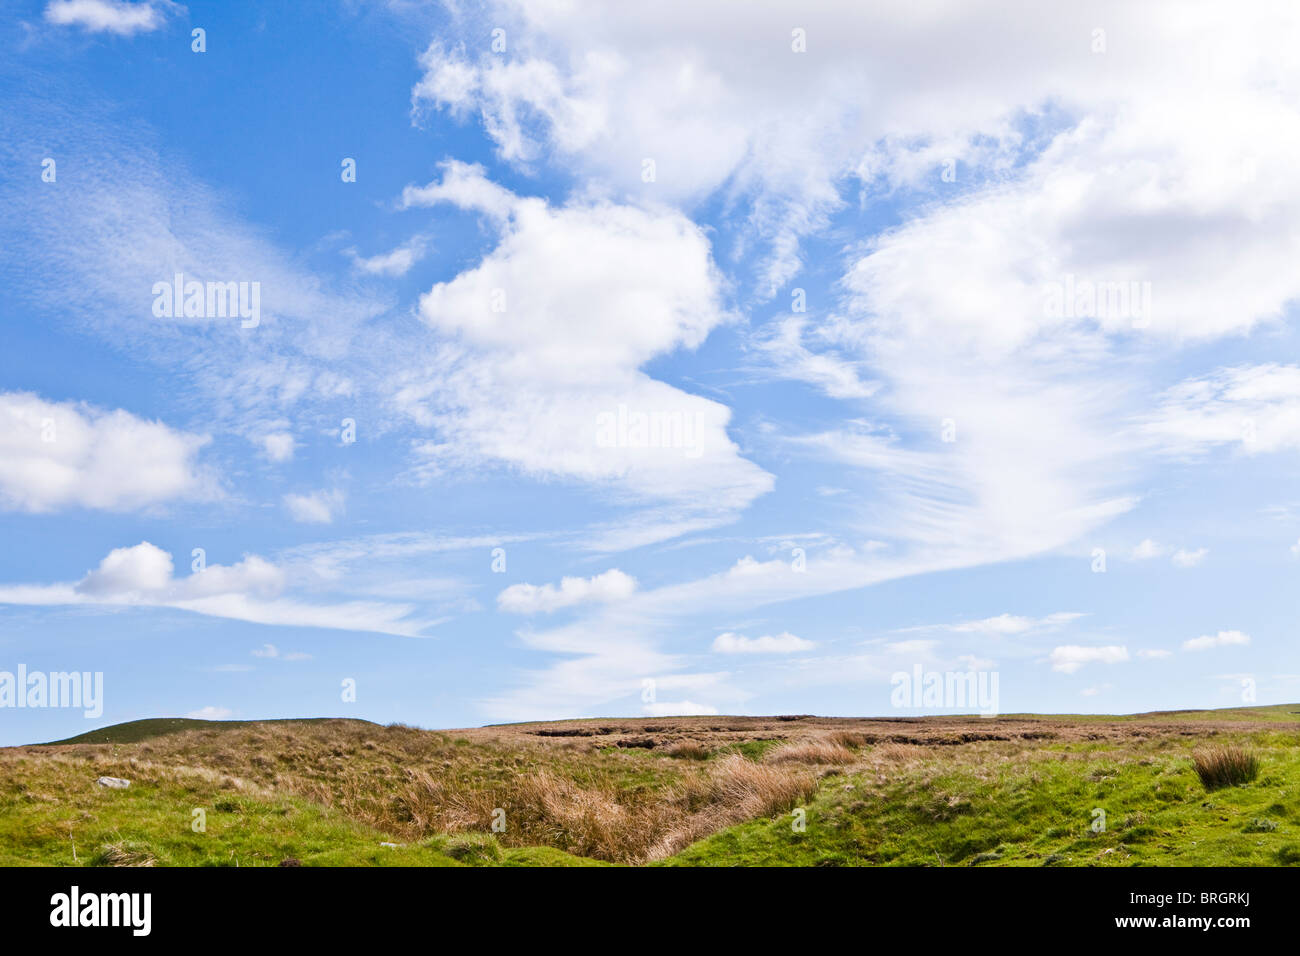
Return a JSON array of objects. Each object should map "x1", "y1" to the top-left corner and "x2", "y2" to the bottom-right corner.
[
  {"x1": 660, "y1": 728, "x2": 1300, "y2": 866},
  {"x1": 0, "y1": 749, "x2": 599, "y2": 867}
]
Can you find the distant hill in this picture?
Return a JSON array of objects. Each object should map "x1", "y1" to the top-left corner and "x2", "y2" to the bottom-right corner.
[{"x1": 37, "y1": 716, "x2": 378, "y2": 746}]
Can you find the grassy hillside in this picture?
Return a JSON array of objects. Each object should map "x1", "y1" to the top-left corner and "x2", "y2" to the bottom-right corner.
[
  {"x1": 3, "y1": 706, "x2": 1298, "y2": 866},
  {"x1": 39, "y1": 716, "x2": 379, "y2": 746}
]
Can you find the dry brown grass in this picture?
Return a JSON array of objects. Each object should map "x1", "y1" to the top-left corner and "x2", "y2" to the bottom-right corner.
[
  {"x1": 647, "y1": 755, "x2": 816, "y2": 859},
  {"x1": 664, "y1": 740, "x2": 712, "y2": 760},
  {"x1": 826, "y1": 729, "x2": 870, "y2": 748},
  {"x1": 93, "y1": 840, "x2": 157, "y2": 867},
  {"x1": 764, "y1": 740, "x2": 856, "y2": 765}
]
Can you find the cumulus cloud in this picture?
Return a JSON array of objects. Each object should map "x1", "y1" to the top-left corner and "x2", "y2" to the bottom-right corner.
[
  {"x1": 259, "y1": 432, "x2": 295, "y2": 463},
  {"x1": 711, "y1": 631, "x2": 814, "y2": 654},
  {"x1": 0, "y1": 542, "x2": 429, "y2": 637},
  {"x1": 497, "y1": 569, "x2": 637, "y2": 614},
  {"x1": 1049, "y1": 645, "x2": 1129, "y2": 673},
  {"x1": 1183, "y1": 630, "x2": 1250, "y2": 651},
  {"x1": 0, "y1": 392, "x2": 211, "y2": 514},
  {"x1": 76, "y1": 542, "x2": 174, "y2": 596},
  {"x1": 397, "y1": 166, "x2": 772, "y2": 540},
  {"x1": 44, "y1": 0, "x2": 176, "y2": 36},
  {"x1": 284, "y1": 489, "x2": 345, "y2": 524}
]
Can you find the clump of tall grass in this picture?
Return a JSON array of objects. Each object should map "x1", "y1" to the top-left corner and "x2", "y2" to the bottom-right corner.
[
  {"x1": 665, "y1": 740, "x2": 712, "y2": 760},
  {"x1": 764, "y1": 740, "x2": 855, "y2": 766},
  {"x1": 1191, "y1": 745, "x2": 1259, "y2": 790}
]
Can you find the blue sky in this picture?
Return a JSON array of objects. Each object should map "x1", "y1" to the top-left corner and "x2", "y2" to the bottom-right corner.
[{"x1": 1, "y1": 0, "x2": 1299, "y2": 745}]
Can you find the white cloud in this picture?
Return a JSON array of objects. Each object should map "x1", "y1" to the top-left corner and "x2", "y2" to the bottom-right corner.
[
  {"x1": 284, "y1": 489, "x2": 345, "y2": 524},
  {"x1": 1131, "y1": 539, "x2": 1169, "y2": 561},
  {"x1": 401, "y1": 160, "x2": 516, "y2": 223},
  {"x1": 259, "y1": 431, "x2": 295, "y2": 463},
  {"x1": 711, "y1": 631, "x2": 814, "y2": 654},
  {"x1": 1049, "y1": 645, "x2": 1129, "y2": 673},
  {"x1": 251, "y1": 643, "x2": 311, "y2": 661},
  {"x1": 1183, "y1": 630, "x2": 1250, "y2": 652},
  {"x1": 643, "y1": 700, "x2": 720, "y2": 717},
  {"x1": 0, "y1": 99, "x2": 392, "y2": 447},
  {"x1": 754, "y1": 316, "x2": 878, "y2": 400},
  {"x1": 397, "y1": 167, "x2": 772, "y2": 540},
  {"x1": 415, "y1": 1, "x2": 1300, "y2": 303},
  {"x1": 1137, "y1": 649, "x2": 1173, "y2": 660},
  {"x1": 497, "y1": 569, "x2": 637, "y2": 614},
  {"x1": 0, "y1": 542, "x2": 430, "y2": 637},
  {"x1": 948, "y1": 612, "x2": 1084, "y2": 636},
  {"x1": 1146, "y1": 365, "x2": 1300, "y2": 457},
  {"x1": 44, "y1": 0, "x2": 175, "y2": 35},
  {"x1": 76, "y1": 542, "x2": 174, "y2": 596},
  {"x1": 0, "y1": 392, "x2": 211, "y2": 514},
  {"x1": 1130, "y1": 539, "x2": 1207, "y2": 566},
  {"x1": 345, "y1": 235, "x2": 430, "y2": 277},
  {"x1": 186, "y1": 706, "x2": 233, "y2": 720}
]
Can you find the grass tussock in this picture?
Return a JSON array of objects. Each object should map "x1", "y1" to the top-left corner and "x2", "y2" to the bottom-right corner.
[
  {"x1": 91, "y1": 840, "x2": 158, "y2": 867},
  {"x1": 764, "y1": 740, "x2": 856, "y2": 766},
  {"x1": 1192, "y1": 746, "x2": 1260, "y2": 790},
  {"x1": 665, "y1": 740, "x2": 712, "y2": 760}
]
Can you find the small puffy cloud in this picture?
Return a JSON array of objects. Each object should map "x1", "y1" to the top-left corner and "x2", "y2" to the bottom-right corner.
[
  {"x1": 0, "y1": 392, "x2": 210, "y2": 513},
  {"x1": 497, "y1": 569, "x2": 637, "y2": 614},
  {"x1": 1049, "y1": 645, "x2": 1129, "y2": 674},
  {"x1": 712, "y1": 631, "x2": 815, "y2": 654},
  {"x1": 1183, "y1": 630, "x2": 1250, "y2": 652},
  {"x1": 1130, "y1": 539, "x2": 1169, "y2": 561},
  {"x1": 345, "y1": 235, "x2": 430, "y2": 277},
  {"x1": 75, "y1": 541, "x2": 173, "y2": 596},
  {"x1": 186, "y1": 706, "x2": 233, "y2": 720},
  {"x1": 44, "y1": 0, "x2": 175, "y2": 36},
  {"x1": 1171, "y1": 547, "x2": 1208, "y2": 568},
  {"x1": 260, "y1": 432, "x2": 295, "y2": 463},
  {"x1": 284, "y1": 489, "x2": 345, "y2": 524}
]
